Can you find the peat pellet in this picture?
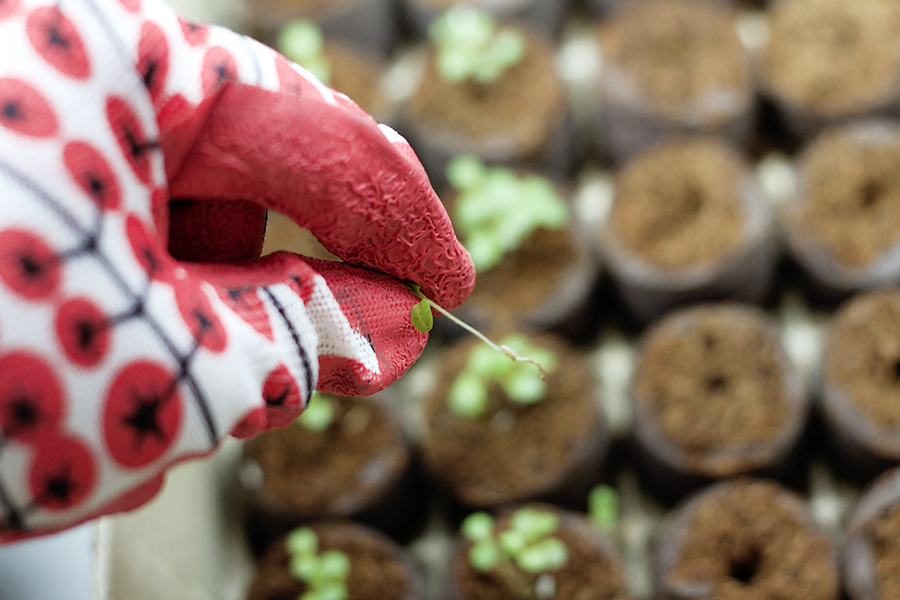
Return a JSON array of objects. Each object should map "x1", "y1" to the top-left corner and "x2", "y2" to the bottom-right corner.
[
  {"x1": 630, "y1": 304, "x2": 809, "y2": 502},
  {"x1": 820, "y1": 288, "x2": 900, "y2": 481},
  {"x1": 599, "y1": 138, "x2": 777, "y2": 322}
]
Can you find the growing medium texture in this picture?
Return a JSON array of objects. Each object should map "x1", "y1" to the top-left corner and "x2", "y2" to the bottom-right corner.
[
  {"x1": 794, "y1": 127, "x2": 900, "y2": 267},
  {"x1": 634, "y1": 306, "x2": 789, "y2": 457},
  {"x1": 409, "y1": 30, "x2": 565, "y2": 158},
  {"x1": 763, "y1": 0, "x2": 900, "y2": 114},
  {"x1": 665, "y1": 480, "x2": 838, "y2": 600},
  {"x1": 609, "y1": 139, "x2": 744, "y2": 269},
  {"x1": 825, "y1": 289, "x2": 900, "y2": 429},
  {"x1": 599, "y1": 0, "x2": 750, "y2": 118}
]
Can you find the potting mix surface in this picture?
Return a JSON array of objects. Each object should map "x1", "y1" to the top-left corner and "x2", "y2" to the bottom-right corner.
[
  {"x1": 665, "y1": 480, "x2": 838, "y2": 600},
  {"x1": 796, "y1": 130, "x2": 900, "y2": 267},
  {"x1": 826, "y1": 289, "x2": 900, "y2": 429},
  {"x1": 634, "y1": 307, "x2": 789, "y2": 456},
  {"x1": 609, "y1": 140, "x2": 745, "y2": 269}
]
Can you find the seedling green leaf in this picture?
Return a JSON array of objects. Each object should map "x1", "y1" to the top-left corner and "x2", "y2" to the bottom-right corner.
[
  {"x1": 297, "y1": 392, "x2": 335, "y2": 432},
  {"x1": 588, "y1": 485, "x2": 619, "y2": 533},
  {"x1": 287, "y1": 527, "x2": 351, "y2": 600},
  {"x1": 429, "y1": 6, "x2": 526, "y2": 84},
  {"x1": 278, "y1": 19, "x2": 332, "y2": 85},
  {"x1": 459, "y1": 507, "x2": 569, "y2": 599},
  {"x1": 445, "y1": 333, "x2": 557, "y2": 419},
  {"x1": 410, "y1": 298, "x2": 434, "y2": 333},
  {"x1": 448, "y1": 156, "x2": 569, "y2": 272}
]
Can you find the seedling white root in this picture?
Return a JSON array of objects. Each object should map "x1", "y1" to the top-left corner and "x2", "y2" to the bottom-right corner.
[{"x1": 407, "y1": 283, "x2": 547, "y2": 379}]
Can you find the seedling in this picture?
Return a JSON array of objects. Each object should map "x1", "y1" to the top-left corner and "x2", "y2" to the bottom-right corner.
[
  {"x1": 296, "y1": 392, "x2": 336, "y2": 432},
  {"x1": 429, "y1": 6, "x2": 526, "y2": 84},
  {"x1": 587, "y1": 485, "x2": 619, "y2": 533},
  {"x1": 447, "y1": 155, "x2": 569, "y2": 272},
  {"x1": 447, "y1": 334, "x2": 557, "y2": 419},
  {"x1": 407, "y1": 283, "x2": 548, "y2": 380},
  {"x1": 285, "y1": 527, "x2": 351, "y2": 600},
  {"x1": 278, "y1": 19, "x2": 332, "y2": 85},
  {"x1": 461, "y1": 507, "x2": 568, "y2": 600}
]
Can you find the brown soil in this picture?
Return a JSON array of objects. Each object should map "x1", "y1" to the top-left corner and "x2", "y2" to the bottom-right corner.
[
  {"x1": 793, "y1": 128, "x2": 900, "y2": 267},
  {"x1": 763, "y1": 0, "x2": 900, "y2": 115},
  {"x1": 450, "y1": 506, "x2": 629, "y2": 600},
  {"x1": 663, "y1": 479, "x2": 838, "y2": 600},
  {"x1": 245, "y1": 521, "x2": 420, "y2": 600},
  {"x1": 599, "y1": 0, "x2": 751, "y2": 119},
  {"x1": 246, "y1": 394, "x2": 408, "y2": 515},
  {"x1": 634, "y1": 305, "x2": 789, "y2": 457},
  {"x1": 325, "y1": 41, "x2": 389, "y2": 121},
  {"x1": 419, "y1": 336, "x2": 600, "y2": 508},
  {"x1": 609, "y1": 139, "x2": 745, "y2": 268},
  {"x1": 825, "y1": 288, "x2": 900, "y2": 429},
  {"x1": 407, "y1": 30, "x2": 566, "y2": 159},
  {"x1": 440, "y1": 190, "x2": 578, "y2": 317},
  {"x1": 467, "y1": 227, "x2": 576, "y2": 315},
  {"x1": 868, "y1": 503, "x2": 900, "y2": 600}
]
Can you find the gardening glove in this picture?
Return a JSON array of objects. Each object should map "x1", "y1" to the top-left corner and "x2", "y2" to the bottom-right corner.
[{"x1": 0, "y1": 0, "x2": 474, "y2": 541}]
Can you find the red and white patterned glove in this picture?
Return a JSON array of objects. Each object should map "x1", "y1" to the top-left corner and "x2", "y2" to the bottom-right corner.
[{"x1": 0, "y1": 0, "x2": 474, "y2": 540}]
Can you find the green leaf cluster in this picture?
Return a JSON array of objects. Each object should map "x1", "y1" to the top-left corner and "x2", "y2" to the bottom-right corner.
[
  {"x1": 587, "y1": 485, "x2": 619, "y2": 533},
  {"x1": 278, "y1": 19, "x2": 332, "y2": 85},
  {"x1": 297, "y1": 392, "x2": 336, "y2": 432},
  {"x1": 448, "y1": 334, "x2": 557, "y2": 419},
  {"x1": 286, "y1": 527, "x2": 351, "y2": 600},
  {"x1": 429, "y1": 6, "x2": 526, "y2": 84},
  {"x1": 447, "y1": 156, "x2": 569, "y2": 272},
  {"x1": 462, "y1": 508, "x2": 569, "y2": 576}
]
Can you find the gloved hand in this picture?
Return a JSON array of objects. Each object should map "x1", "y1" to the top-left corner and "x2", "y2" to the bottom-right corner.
[{"x1": 0, "y1": 0, "x2": 474, "y2": 540}]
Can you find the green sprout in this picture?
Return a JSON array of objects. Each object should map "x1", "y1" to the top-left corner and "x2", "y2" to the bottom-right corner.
[
  {"x1": 278, "y1": 19, "x2": 332, "y2": 85},
  {"x1": 286, "y1": 527, "x2": 351, "y2": 600},
  {"x1": 461, "y1": 508, "x2": 568, "y2": 599},
  {"x1": 406, "y1": 283, "x2": 549, "y2": 378},
  {"x1": 448, "y1": 334, "x2": 557, "y2": 419},
  {"x1": 429, "y1": 6, "x2": 526, "y2": 84},
  {"x1": 587, "y1": 485, "x2": 619, "y2": 533},
  {"x1": 296, "y1": 392, "x2": 336, "y2": 432},
  {"x1": 447, "y1": 156, "x2": 569, "y2": 272}
]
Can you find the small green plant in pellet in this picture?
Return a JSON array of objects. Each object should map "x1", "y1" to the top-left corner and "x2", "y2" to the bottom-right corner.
[
  {"x1": 278, "y1": 19, "x2": 332, "y2": 85},
  {"x1": 429, "y1": 6, "x2": 526, "y2": 84},
  {"x1": 285, "y1": 527, "x2": 351, "y2": 600},
  {"x1": 296, "y1": 392, "x2": 336, "y2": 432},
  {"x1": 462, "y1": 507, "x2": 569, "y2": 600},
  {"x1": 447, "y1": 155, "x2": 568, "y2": 272},
  {"x1": 587, "y1": 484, "x2": 619, "y2": 533},
  {"x1": 447, "y1": 334, "x2": 557, "y2": 419}
]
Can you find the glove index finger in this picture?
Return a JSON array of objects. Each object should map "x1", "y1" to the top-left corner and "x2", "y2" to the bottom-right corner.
[{"x1": 167, "y1": 77, "x2": 474, "y2": 311}]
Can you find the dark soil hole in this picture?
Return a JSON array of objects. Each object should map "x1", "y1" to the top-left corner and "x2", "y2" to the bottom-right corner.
[
  {"x1": 729, "y1": 549, "x2": 761, "y2": 584},
  {"x1": 861, "y1": 180, "x2": 885, "y2": 209},
  {"x1": 893, "y1": 360, "x2": 900, "y2": 382},
  {"x1": 703, "y1": 334, "x2": 717, "y2": 350},
  {"x1": 707, "y1": 375, "x2": 728, "y2": 392}
]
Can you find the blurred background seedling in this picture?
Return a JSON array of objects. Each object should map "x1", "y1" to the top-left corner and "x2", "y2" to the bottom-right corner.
[
  {"x1": 461, "y1": 507, "x2": 569, "y2": 600},
  {"x1": 447, "y1": 156, "x2": 568, "y2": 272},
  {"x1": 285, "y1": 527, "x2": 351, "y2": 600},
  {"x1": 448, "y1": 334, "x2": 557, "y2": 419},
  {"x1": 296, "y1": 392, "x2": 336, "y2": 432},
  {"x1": 278, "y1": 19, "x2": 332, "y2": 85},
  {"x1": 429, "y1": 6, "x2": 526, "y2": 84}
]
